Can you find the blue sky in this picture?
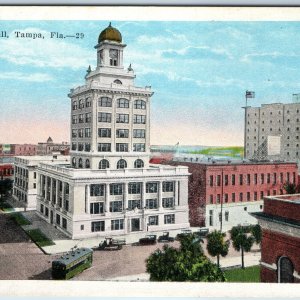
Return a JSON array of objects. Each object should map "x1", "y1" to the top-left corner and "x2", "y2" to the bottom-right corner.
[{"x1": 1, "y1": 21, "x2": 300, "y2": 146}]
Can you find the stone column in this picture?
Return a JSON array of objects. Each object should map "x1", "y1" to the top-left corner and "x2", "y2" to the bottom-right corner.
[
  {"x1": 50, "y1": 178, "x2": 53, "y2": 205},
  {"x1": 55, "y1": 179, "x2": 59, "y2": 206},
  {"x1": 159, "y1": 181, "x2": 163, "y2": 210},
  {"x1": 62, "y1": 182, "x2": 65, "y2": 209},
  {"x1": 85, "y1": 184, "x2": 90, "y2": 214},
  {"x1": 105, "y1": 183, "x2": 110, "y2": 214},
  {"x1": 141, "y1": 181, "x2": 146, "y2": 209},
  {"x1": 174, "y1": 180, "x2": 178, "y2": 207},
  {"x1": 124, "y1": 182, "x2": 128, "y2": 211},
  {"x1": 45, "y1": 176, "x2": 49, "y2": 201}
]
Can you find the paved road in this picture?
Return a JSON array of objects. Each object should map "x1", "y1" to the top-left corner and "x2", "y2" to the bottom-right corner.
[{"x1": 0, "y1": 211, "x2": 55, "y2": 280}]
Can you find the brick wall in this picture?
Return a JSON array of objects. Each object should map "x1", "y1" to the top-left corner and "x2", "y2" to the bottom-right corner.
[{"x1": 261, "y1": 229, "x2": 300, "y2": 282}]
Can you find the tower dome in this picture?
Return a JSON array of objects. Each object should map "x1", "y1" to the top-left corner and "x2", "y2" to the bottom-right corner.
[{"x1": 98, "y1": 23, "x2": 122, "y2": 43}]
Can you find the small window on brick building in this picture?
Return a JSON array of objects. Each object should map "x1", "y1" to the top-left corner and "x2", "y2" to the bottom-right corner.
[
  {"x1": 273, "y1": 190, "x2": 276, "y2": 195},
  {"x1": 209, "y1": 195, "x2": 213, "y2": 204},
  {"x1": 224, "y1": 175, "x2": 228, "y2": 186},
  {"x1": 260, "y1": 191, "x2": 264, "y2": 200},
  {"x1": 247, "y1": 192, "x2": 250, "y2": 201},
  {"x1": 209, "y1": 175, "x2": 213, "y2": 187},
  {"x1": 224, "y1": 194, "x2": 228, "y2": 203},
  {"x1": 232, "y1": 175, "x2": 236, "y2": 185},
  {"x1": 232, "y1": 193, "x2": 235, "y2": 202},
  {"x1": 217, "y1": 175, "x2": 221, "y2": 186},
  {"x1": 239, "y1": 174, "x2": 243, "y2": 185},
  {"x1": 239, "y1": 193, "x2": 243, "y2": 202},
  {"x1": 267, "y1": 190, "x2": 270, "y2": 196},
  {"x1": 254, "y1": 192, "x2": 257, "y2": 201},
  {"x1": 216, "y1": 194, "x2": 220, "y2": 204}
]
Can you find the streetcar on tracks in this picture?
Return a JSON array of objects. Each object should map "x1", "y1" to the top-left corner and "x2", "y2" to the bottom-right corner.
[{"x1": 52, "y1": 247, "x2": 93, "y2": 280}]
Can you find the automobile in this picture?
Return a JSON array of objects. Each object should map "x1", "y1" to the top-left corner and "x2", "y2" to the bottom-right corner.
[
  {"x1": 138, "y1": 234, "x2": 157, "y2": 245},
  {"x1": 176, "y1": 229, "x2": 192, "y2": 240},
  {"x1": 158, "y1": 231, "x2": 175, "y2": 243},
  {"x1": 98, "y1": 237, "x2": 126, "y2": 250},
  {"x1": 195, "y1": 228, "x2": 209, "y2": 237}
]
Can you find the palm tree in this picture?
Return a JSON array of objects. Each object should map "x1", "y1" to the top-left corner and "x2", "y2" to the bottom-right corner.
[
  {"x1": 206, "y1": 230, "x2": 229, "y2": 268},
  {"x1": 230, "y1": 225, "x2": 254, "y2": 269}
]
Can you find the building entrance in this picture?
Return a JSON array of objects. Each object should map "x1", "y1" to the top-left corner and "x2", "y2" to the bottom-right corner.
[{"x1": 131, "y1": 218, "x2": 140, "y2": 232}]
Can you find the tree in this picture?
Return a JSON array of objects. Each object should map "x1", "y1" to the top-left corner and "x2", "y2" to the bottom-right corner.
[
  {"x1": 0, "y1": 179, "x2": 13, "y2": 199},
  {"x1": 250, "y1": 224, "x2": 262, "y2": 246},
  {"x1": 230, "y1": 225, "x2": 254, "y2": 269},
  {"x1": 283, "y1": 181, "x2": 299, "y2": 194},
  {"x1": 206, "y1": 230, "x2": 229, "y2": 268},
  {"x1": 146, "y1": 233, "x2": 225, "y2": 282}
]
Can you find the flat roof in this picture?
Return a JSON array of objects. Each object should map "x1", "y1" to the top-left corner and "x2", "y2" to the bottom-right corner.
[{"x1": 252, "y1": 212, "x2": 300, "y2": 229}]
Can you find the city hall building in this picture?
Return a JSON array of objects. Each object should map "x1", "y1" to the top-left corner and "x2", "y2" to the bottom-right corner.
[{"x1": 36, "y1": 24, "x2": 190, "y2": 239}]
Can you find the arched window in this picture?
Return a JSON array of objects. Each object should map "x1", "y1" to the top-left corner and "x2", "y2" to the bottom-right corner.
[
  {"x1": 117, "y1": 159, "x2": 127, "y2": 169},
  {"x1": 117, "y1": 98, "x2": 129, "y2": 108},
  {"x1": 134, "y1": 99, "x2": 146, "y2": 109},
  {"x1": 72, "y1": 157, "x2": 76, "y2": 168},
  {"x1": 99, "y1": 159, "x2": 109, "y2": 170},
  {"x1": 85, "y1": 97, "x2": 92, "y2": 107},
  {"x1": 98, "y1": 97, "x2": 112, "y2": 107},
  {"x1": 72, "y1": 100, "x2": 78, "y2": 110},
  {"x1": 114, "y1": 79, "x2": 122, "y2": 85},
  {"x1": 78, "y1": 158, "x2": 83, "y2": 168},
  {"x1": 134, "y1": 159, "x2": 144, "y2": 168},
  {"x1": 85, "y1": 159, "x2": 90, "y2": 168},
  {"x1": 79, "y1": 99, "x2": 84, "y2": 109},
  {"x1": 278, "y1": 256, "x2": 294, "y2": 283}
]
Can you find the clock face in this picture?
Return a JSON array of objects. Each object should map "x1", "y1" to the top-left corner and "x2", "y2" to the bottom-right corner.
[{"x1": 109, "y1": 49, "x2": 118, "y2": 59}]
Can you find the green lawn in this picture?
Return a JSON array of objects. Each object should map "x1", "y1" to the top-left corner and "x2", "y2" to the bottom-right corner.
[
  {"x1": 9, "y1": 212, "x2": 31, "y2": 226},
  {"x1": 25, "y1": 229, "x2": 55, "y2": 247},
  {"x1": 224, "y1": 265, "x2": 260, "y2": 282}
]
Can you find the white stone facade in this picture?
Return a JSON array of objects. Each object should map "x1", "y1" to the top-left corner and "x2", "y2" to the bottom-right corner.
[
  {"x1": 35, "y1": 24, "x2": 190, "y2": 240},
  {"x1": 205, "y1": 201, "x2": 263, "y2": 232},
  {"x1": 13, "y1": 155, "x2": 70, "y2": 210}
]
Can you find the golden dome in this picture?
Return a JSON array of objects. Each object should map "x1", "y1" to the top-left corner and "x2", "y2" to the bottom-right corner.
[{"x1": 98, "y1": 23, "x2": 122, "y2": 43}]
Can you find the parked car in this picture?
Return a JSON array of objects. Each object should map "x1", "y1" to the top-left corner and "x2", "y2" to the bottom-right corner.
[
  {"x1": 158, "y1": 231, "x2": 175, "y2": 243},
  {"x1": 98, "y1": 237, "x2": 126, "y2": 250},
  {"x1": 176, "y1": 229, "x2": 192, "y2": 240},
  {"x1": 195, "y1": 228, "x2": 209, "y2": 237},
  {"x1": 139, "y1": 234, "x2": 157, "y2": 245}
]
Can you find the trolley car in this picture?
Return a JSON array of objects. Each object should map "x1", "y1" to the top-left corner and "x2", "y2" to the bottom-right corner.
[{"x1": 52, "y1": 247, "x2": 93, "y2": 280}]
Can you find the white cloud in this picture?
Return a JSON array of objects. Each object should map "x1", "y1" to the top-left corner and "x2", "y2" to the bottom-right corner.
[
  {"x1": 0, "y1": 71, "x2": 53, "y2": 82},
  {"x1": 0, "y1": 28, "x2": 93, "y2": 69}
]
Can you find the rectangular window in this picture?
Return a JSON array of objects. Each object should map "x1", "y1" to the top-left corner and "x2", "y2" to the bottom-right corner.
[
  {"x1": 247, "y1": 192, "x2": 250, "y2": 201},
  {"x1": 116, "y1": 114, "x2": 129, "y2": 123},
  {"x1": 109, "y1": 201, "x2": 123, "y2": 212},
  {"x1": 98, "y1": 112, "x2": 111, "y2": 122},
  {"x1": 247, "y1": 174, "x2": 250, "y2": 185},
  {"x1": 146, "y1": 182, "x2": 158, "y2": 193},
  {"x1": 133, "y1": 114, "x2": 146, "y2": 124},
  {"x1": 133, "y1": 129, "x2": 146, "y2": 138},
  {"x1": 128, "y1": 182, "x2": 142, "y2": 194},
  {"x1": 111, "y1": 219, "x2": 124, "y2": 230},
  {"x1": 98, "y1": 128, "x2": 111, "y2": 138},
  {"x1": 216, "y1": 194, "x2": 220, "y2": 204},
  {"x1": 72, "y1": 115, "x2": 77, "y2": 124},
  {"x1": 33, "y1": 183, "x2": 36, "y2": 189},
  {"x1": 293, "y1": 172, "x2": 296, "y2": 184},
  {"x1": 62, "y1": 218, "x2": 67, "y2": 229},
  {"x1": 224, "y1": 193, "x2": 228, "y2": 203},
  {"x1": 85, "y1": 113, "x2": 91, "y2": 123},
  {"x1": 232, "y1": 174, "x2": 236, "y2": 185},
  {"x1": 85, "y1": 143, "x2": 91, "y2": 152},
  {"x1": 90, "y1": 202, "x2": 104, "y2": 214},
  {"x1": 261, "y1": 174, "x2": 264, "y2": 184},
  {"x1": 280, "y1": 173, "x2": 283, "y2": 183},
  {"x1": 90, "y1": 184, "x2": 105, "y2": 196},
  {"x1": 232, "y1": 193, "x2": 236, "y2": 202},
  {"x1": 146, "y1": 198, "x2": 158, "y2": 209},
  {"x1": 217, "y1": 175, "x2": 221, "y2": 186},
  {"x1": 254, "y1": 192, "x2": 257, "y2": 201},
  {"x1": 164, "y1": 214, "x2": 175, "y2": 224},
  {"x1": 162, "y1": 197, "x2": 175, "y2": 208},
  {"x1": 78, "y1": 129, "x2": 84, "y2": 138},
  {"x1": 78, "y1": 143, "x2": 84, "y2": 151},
  {"x1": 71, "y1": 143, "x2": 77, "y2": 150},
  {"x1": 209, "y1": 195, "x2": 213, "y2": 204},
  {"x1": 72, "y1": 129, "x2": 77, "y2": 138},
  {"x1": 224, "y1": 175, "x2": 228, "y2": 186},
  {"x1": 209, "y1": 175, "x2": 213, "y2": 187},
  {"x1": 287, "y1": 172, "x2": 290, "y2": 182},
  {"x1": 45, "y1": 207, "x2": 49, "y2": 217},
  {"x1": 56, "y1": 214, "x2": 60, "y2": 225},
  {"x1": 116, "y1": 143, "x2": 128, "y2": 152},
  {"x1": 134, "y1": 100, "x2": 146, "y2": 109},
  {"x1": 225, "y1": 211, "x2": 229, "y2": 222},
  {"x1": 116, "y1": 129, "x2": 129, "y2": 138},
  {"x1": 91, "y1": 221, "x2": 105, "y2": 232},
  {"x1": 163, "y1": 181, "x2": 174, "y2": 192},
  {"x1": 239, "y1": 174, "x2": 243, "y2": 185},
  {"x1": 40, "y1": 204, "x2": 44, "y2": 213},
  {"x1": 260, "y1": 191, "x2": 264, "y2": 200},
  {"x1": 98, "y1": 143, "x2": 111, "y2": 152},
  {"x1": 133, "y1": 143, "x2": 145, "y2": 152},
  {"x1": 254, "y1": 174, "x2": 258, "y2": 184},
  {"x1": 85, "y1": 128, "x2": 91, "y2": 138},
  {"x1": 79, "y1": 114, "x2": 84, "y2": 123},
  {"x1": 148, "y1": 215, "x2": 158, "y2": 226},
  {"x1": 110, "y1": 183, "x2": 123, "y2": 195},
  {"x1": 239, "y1": 192, "x2": 243, "y2": 202},
  {"x1": 273, "y1": 173, "x2": 277, "y2": 184},
  {"x1": 267, "y1": 173, "x2": 271, "y2": 183},
  {"x1": 209, "y1": 210, "x2": 213, "y2": 226},
  {"x1": 128, "y1": 200, "x2": 141, "y2": 210},
  {"x1": 273, "y1": 190, "x2": 276, "y2": 195}
]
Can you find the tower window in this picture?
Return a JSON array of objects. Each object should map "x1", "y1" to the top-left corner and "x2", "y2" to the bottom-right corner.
[
  {"x1": 109, "y1": 49, "x2": 118, "y2": 66},
  {"x1": 117, "y1": 98, "x2": 129, "y2": 108},
  {"x1": 134, "y1": 100, "x2": 146, "y2": 110},
  {"x1": 114, "y1": 79, "x2": 122, "y2": 85}
]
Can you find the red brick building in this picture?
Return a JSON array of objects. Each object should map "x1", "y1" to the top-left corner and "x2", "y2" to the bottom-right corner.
[
  {"x1": 0, "y1": 164, "x2": 14, "y2": 180},
  {"x1": 253, "y1": 194, "x2": 300, "y2": 283},
  {"x1": 160, "y1": 158, "x2": 298, "y2": 230}
]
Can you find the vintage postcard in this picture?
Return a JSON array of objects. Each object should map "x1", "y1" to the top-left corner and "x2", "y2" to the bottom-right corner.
[{"x1": 0, "y1": 6, "x2": 300, "y2": 298}]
